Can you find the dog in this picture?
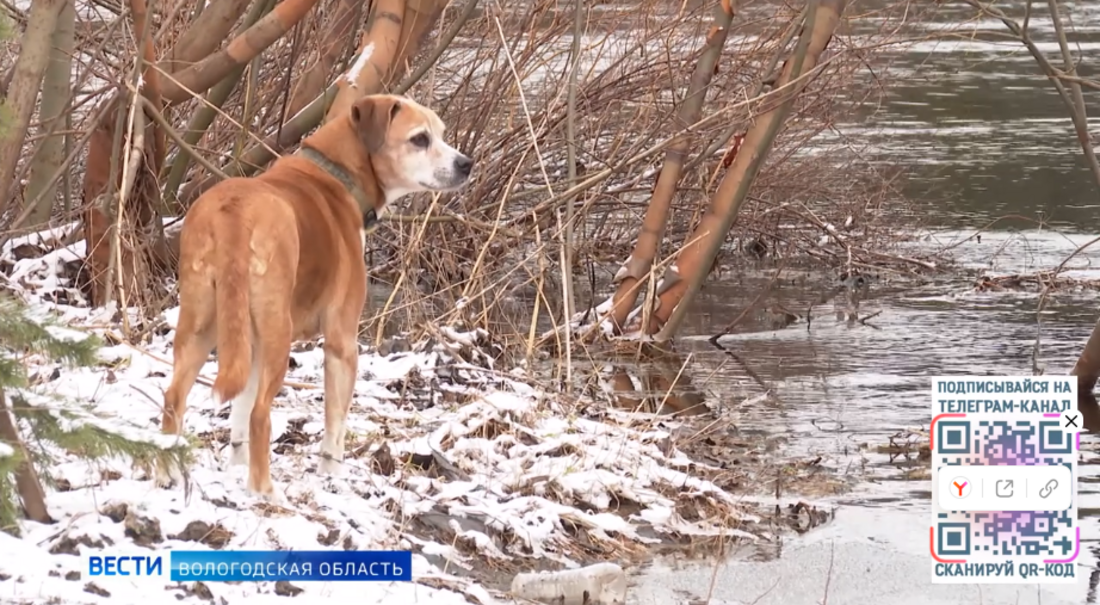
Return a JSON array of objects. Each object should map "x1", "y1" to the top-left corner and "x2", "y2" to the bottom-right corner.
[{"x1": 160, "y1": 94, "x2": 473, "y2": 496}]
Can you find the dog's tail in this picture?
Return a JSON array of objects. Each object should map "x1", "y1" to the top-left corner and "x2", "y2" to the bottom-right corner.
[{"x1": 211, "y1": 227, "x2": 252, "y2": 406}]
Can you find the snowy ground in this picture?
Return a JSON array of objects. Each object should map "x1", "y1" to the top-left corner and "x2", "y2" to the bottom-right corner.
[{"x1": 0, "y1": 225, "x2": 770, "y2": 605}]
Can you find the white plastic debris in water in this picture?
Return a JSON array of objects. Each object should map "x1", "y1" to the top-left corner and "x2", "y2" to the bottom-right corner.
[{"x1": 510, "y1": 562, "x2": 628, "y2": 605}]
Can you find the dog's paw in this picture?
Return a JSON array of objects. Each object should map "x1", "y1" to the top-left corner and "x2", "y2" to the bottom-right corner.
[
  {"x1": 245, "y1": 478, "x2": 275, "y2": 498},
  {"x1": 318, "y1": 456, "x2": 343, "y2": 476},
  {"x1": 154, "y1": 463, "x2": 185, "y2": 489},
  {"x1": 245, "y1": 481, "x2": 283, "y2": 505},
  {"x1": 229, "y1": 444, "x2": 249, "y2": 467}
]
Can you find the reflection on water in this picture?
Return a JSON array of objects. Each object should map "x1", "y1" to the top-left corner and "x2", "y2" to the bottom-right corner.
[
  {"x1": 842, "y1": 0, "x2": 1100, "y2": 230},
  {"x1": 592, "y1": 345, "x2": 711, "y2": 416}
]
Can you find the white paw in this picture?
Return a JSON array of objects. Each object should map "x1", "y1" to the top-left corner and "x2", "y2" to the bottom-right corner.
[
  {"x1": 154, "y1": 463, "x2": 185, "y2": 489},
  {"x1": 229, "y1": 444, "x2": 249, "y2": 467},
  {"x1": 247, "y1": 484, "x2": 284, "y2": 505},
  {"x1": 318, "y1": 456, "x2": 343, "y2": 476},
  {"x1": 245, "y1": 476, "x2": 276, "y2": 499}
]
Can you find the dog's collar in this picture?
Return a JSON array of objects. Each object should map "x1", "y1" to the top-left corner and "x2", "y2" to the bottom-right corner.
[{"x1": 297, "y1": 146, "x2": 380, "y2": 233}]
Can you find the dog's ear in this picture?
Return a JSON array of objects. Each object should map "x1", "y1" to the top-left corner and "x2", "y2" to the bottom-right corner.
[{"x1": 350, "y1": 96, "x2": 402, "y2": 154}]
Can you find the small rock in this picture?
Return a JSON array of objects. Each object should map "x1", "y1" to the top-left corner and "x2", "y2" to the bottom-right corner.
[
  {"x1": 124, "y1": 511, "x2": 163, "y2": 547},
  {"x1": 274, "y1": 581, "x2": 303, "y2": 597},
  {"x1": 317, "y1": 528, "x2": 339, "y2": 546},
  {"x1": 11, "y1": 243, "x2": 42, "y2": 260},
  {"x1": 84, "y1": 582, "x2": 111, "y2": 597},
  {"x1": 171, "y1": 520, "x2": 233, "y2": 549},
  {"x1": 371, "y1": 443, "x2": 395, "y2": 476},
  {"x1": 99, "y1": 469, "x2": 122, "y2": 482},
  {"x1": 64, "y1": 570, "x2": 80, "y2": 581},
  {"x1": 192, "y1": 581, "x2": 214, "y2": 601},
  {"x1": 101, "y1": 501, "x2": 129, "y2": 523},
  {"x1": 49, "y1": 534, "x2": 105, "y2": 556},
  {"x1": 511, "y1": 562, "x2": 627, "y2": 605}
]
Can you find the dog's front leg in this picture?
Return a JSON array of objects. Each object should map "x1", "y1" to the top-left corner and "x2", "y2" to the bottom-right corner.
[{"x1": 319, "y1": 333, "x2": 357, "y2": 475}]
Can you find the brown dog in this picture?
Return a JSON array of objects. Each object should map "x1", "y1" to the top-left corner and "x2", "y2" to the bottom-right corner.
[{"x1": 160, "y1": 94, "x2": 473, "y2": 497}]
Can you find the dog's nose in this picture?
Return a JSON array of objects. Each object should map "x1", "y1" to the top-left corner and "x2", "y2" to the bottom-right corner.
[{"x1": 455, "y1": 155, "x2": 473, "y2": 178}]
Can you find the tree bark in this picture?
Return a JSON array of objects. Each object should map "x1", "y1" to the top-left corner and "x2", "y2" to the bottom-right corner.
[
  {"x1": 0, "y1": 389, "x2": 51, "y2": 525},
  {"x1": 162, "y1": 0, "x2": 275, "y2": 212},
  {"x1": 81, "y1": 0, "x2": 169, "y2": 307},
  {"x1": 23, "y1": 0, "x2": 75, "y2": 228},
  {"x1": 285, "y1": 0, "x2": 364, "y2": 118},
  {"x1": 324, "y1": 0, "x2": 408, "y2": 123},
  {"x1": 0, "y1": 0, "x2": 67, "y2": 213},
  {"x1": 177, "y1": 0, "x2": 449, "y2": 205},
  {"x1": 604, "y1": 0, "x2": 736, "y2": 333},
  {"x1": 165, "y1": 0, "x2": 254, "y2": 74},
  {"x1": 160, "y1": 0, "x2": 325, "y2": 105},
  {"x1": 648, "y1": 0, "x2": 847, "y2": 341}
]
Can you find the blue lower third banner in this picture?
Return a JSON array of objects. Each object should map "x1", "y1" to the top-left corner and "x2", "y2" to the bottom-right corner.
[{"x1": 83, "y1": 550, "x2": 412, "y2": 583}]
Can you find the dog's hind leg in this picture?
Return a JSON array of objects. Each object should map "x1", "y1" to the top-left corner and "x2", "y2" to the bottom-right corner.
[
  {"x1": 160, "y1": 277, "x2": 216, "y2": 487},
  {"x1": 228, "y1": 354, "x2": 261, "y2": 466},
  {"x1": 163, "y1": 279, "x2": 216, "y2": 436},
  {"x1": 247, "y1": 310, "x2": 292, "y2": 497}
]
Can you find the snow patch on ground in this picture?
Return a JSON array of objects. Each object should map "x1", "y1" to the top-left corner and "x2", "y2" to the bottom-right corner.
[{"x1": 0, "y1": 229, "x2": 762, "y2": 604}]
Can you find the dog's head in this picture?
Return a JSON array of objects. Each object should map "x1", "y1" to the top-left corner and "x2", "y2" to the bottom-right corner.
[{"x1": 350, "y1": 94, "x2": 473, "y2": 203}]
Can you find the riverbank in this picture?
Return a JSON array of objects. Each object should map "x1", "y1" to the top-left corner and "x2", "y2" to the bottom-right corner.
[{"x1": 0, "y1": 226, "x2": 854, "y2": 605}]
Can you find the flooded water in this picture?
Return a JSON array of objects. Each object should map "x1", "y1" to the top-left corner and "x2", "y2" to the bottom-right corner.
[{"x1": 624, "y1": 1, "x2": 1100, "y2": 603}]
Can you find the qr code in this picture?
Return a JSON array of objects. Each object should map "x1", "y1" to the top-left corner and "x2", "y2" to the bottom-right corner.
[
  {"x1": 934, "y1": 510, "x2": 1075, "y2": 557},
  {"x1": 936, "y1": 419, "x2": 1073, "y2": 466},
  {"x1": 934, "y1": 418, "x2": 1076, "y2": 559}
]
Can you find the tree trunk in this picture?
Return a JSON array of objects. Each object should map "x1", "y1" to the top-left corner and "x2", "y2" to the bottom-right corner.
[
  {"x1": 324, "y1": 0, "x2": 408, "y2": 123},
  {"x1": 165, "y1": 0, "x2": 254, "y2": 73},
  {"x1": 285, "y1": 0, "x2": 364, "y2": 118},
  {"x1": 177, "y1": 0, "x2": 447, "y2": 206},
  {"x1": 604, "y1": 0, "x2": 736, "y2": 333},
  {"x1": 648, "y1": 0, "x2": 847, "y2": 341},
  {"x1": 392, "y1": 0, "x2": 446, "y2": 86},
  {"x1": 160, "y1": 0, "x2": 325, "y2": 105},
  {"x1": 0, "y1": 0, "x2": 67, "y2": 213},
  {"x1": 162, "y1": 0, "x2": 276, "y2": 212},
  {"x1": 81, "y1": 0, "x2": 168, "y2": 308},
  {"x1": 0, "y1": 389, "x2": 51, "y2": 525},
  {"x1": 23, "y1": 0, "x2": 75, "y2": 229},
  {"x1": 1073, "y1": 319, "x2": 1100, "y2": 393}
]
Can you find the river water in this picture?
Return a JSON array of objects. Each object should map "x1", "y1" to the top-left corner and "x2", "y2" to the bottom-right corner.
[{"x1": 625, "y1": 1, "x2": 1100, "y2": 604}]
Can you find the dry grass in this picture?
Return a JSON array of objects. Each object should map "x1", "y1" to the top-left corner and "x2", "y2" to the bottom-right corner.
[{"x1": 0, "y1": 0, "x2": 944, "y2": 360}]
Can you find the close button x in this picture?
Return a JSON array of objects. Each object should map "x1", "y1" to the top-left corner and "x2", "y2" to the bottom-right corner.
[{"x1": 1065, "y1": 412, "x2": 1081, "y2": 429}]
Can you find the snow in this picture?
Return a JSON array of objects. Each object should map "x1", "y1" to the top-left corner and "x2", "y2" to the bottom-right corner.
[
  {"x1": 344, "y1": 43, "x2": 375, "y2": 89},
  {"x1": 0, "y1": 226, "x2": 761, "y2": 604}
]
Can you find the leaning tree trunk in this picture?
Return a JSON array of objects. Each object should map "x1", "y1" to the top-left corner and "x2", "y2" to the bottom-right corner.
[
  {"x1": 647, "y1": 0, "x2": 847, "y2": 341},
  {"x1": 23, "y1": 0, "x2": 75, "y2": 229},
  {"x1": 0, "y1": 389, "x2": 51, "y2": 526},
  {"x1": 81, "y1": 0, "x2": 167, "y2": 308},
  {"x1": 162, "y1": 0, "x2": 277, "y2": 213},
  {"x1": 0, "y1": 0, "x2": 68, "y2": 214},
  {"x1": 603, "y1": 0, "x2": 737, "y2": 334},
  {"x1": 325, "y1": 0, "x2": 409, "y2": 123},
  {"x1": 164, "y1": 0, "x2": 252, "y2": 74},
  {"x1": 286, "y1": 0, "x2": 365, "y2": 118},
  {"x1": 159, "y1": 0, "x2": 325, "y2": 105},
  {"x1": 176, "y1": 0, "x2": 447, "y2": 207}
]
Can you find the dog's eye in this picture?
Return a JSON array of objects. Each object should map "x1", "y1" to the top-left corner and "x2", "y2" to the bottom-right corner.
[{"x1": 410, "y1": 133, "x2": 430, "y2": 149}]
